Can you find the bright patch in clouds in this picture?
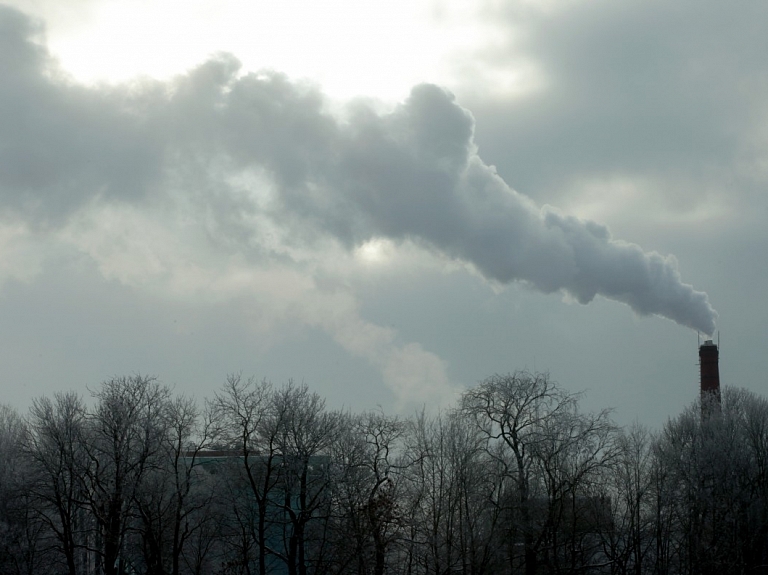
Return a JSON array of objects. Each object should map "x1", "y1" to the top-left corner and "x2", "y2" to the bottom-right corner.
[
  {"x1": 31, "y1": 0, "x2": 502, "y2": 102},
  {"x1": 355, "y1": 239, "x2": 395, "y2": 266}
]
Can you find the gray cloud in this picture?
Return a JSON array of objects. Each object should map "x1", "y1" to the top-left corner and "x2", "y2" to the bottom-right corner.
[
  {"x1": 0, "y1": 5, "x2": 717, "y2": 334},
  {"x1": 463, "y1": 0, "x2": 768, "y2": 207},
  {"x1": 0, "y1": 7, "x2": 164, "y2": 221}
]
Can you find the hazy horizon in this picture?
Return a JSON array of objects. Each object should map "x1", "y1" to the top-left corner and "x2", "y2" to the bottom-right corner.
[{"x1": 0, "y1": 0, "x2": 766, "y2": 428}]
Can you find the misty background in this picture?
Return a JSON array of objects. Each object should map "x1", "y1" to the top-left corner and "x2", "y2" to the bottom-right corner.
[{"x1": 0, "y1": 0, "x2": 766, "y2": 427}]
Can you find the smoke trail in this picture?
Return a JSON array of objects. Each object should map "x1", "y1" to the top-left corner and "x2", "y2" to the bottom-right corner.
[
  {"x1": 0, "y1": 8, "x2": 717, "y2": 334},
  {"x1": 214, "y1": 79, "x2": 718, "y2": 334}
]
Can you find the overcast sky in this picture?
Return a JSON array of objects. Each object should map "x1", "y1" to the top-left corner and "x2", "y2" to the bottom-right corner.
[{"x1": 1, "y1": 0, "x2": 766, "y2": 427}]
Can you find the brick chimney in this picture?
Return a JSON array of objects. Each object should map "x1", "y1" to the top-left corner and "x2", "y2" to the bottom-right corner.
[{"x1": 699, "y1": 340, "x2": 721, "y2": 416}]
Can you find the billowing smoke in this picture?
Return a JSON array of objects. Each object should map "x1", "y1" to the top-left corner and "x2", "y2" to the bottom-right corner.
[{"x1": 0, "y1": 6, "x2": 717, "y2": 335}]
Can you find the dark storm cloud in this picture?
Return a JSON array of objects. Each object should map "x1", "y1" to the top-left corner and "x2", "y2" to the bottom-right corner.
[{"x1": 0, "y1": 5, "x2": 717, "y2": 334}]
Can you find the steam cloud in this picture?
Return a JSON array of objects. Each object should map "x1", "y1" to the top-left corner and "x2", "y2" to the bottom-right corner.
[{"x1": 0, "y1": 7, "x2": 717, "y2": 335}]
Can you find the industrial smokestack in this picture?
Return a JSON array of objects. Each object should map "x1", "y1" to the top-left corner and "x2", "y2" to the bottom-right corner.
[{"x1": 699, "y1": 339, "x2": 721, "y2": 416}]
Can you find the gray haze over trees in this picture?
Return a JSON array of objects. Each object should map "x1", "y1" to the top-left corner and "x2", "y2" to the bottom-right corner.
[{"x1": 1, "y1": 373, "x2": 767, "y2": 574}]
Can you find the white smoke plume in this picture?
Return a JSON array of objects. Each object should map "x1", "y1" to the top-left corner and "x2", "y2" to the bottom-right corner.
[{"x1": 0, "y1": 7, "x2": 717, "y2": 335}]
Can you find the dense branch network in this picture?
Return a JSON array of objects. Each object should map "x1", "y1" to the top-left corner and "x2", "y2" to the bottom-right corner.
[{"x1": 0, "y1": 373, "x2": 766, "y2": 575}]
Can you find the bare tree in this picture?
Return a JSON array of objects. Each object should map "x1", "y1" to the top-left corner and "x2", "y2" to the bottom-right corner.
[
  {"x1": 403, "y1": 409, "x2": 504, "y2": 575},
  {"x1": 530, "y1": 402, "x2": 617, "y2": 573},
  {"x1": 330, "y1": 410, "x2": 407, "y2": 575},
  {"x1": 732, "y1": 388, "x2": 768, "y2": 569},
  {"x1": 650, "y1": 387, "x2": 768, "y2": 575},
  {"x1": 461, "y1": 372, "x2": 617, "y2": 575},
  {"x1": 81, "y1": 375, "x2": 171, "y2": 575},
  {"x1": 271, "y1": 381, "x2": 340, "y2": 575},
  {"x1": 596, "y1": 423, "x2": 654, "y2": 575},
  {"x1": 210, "y1": 374, "x2": 278, "y2": 575},
  {"x1": 133, "y1": 395, "x2": 217, "y2": 575},
  {"x1": 23, "y1": 393, "x2": 88, "y2": 575},
  {"x1": 461, "y1": 373, "x2": 564, "y2": 575},
  {"x1": 1, "y1": 403, "x2": 47, "y2": 575}
]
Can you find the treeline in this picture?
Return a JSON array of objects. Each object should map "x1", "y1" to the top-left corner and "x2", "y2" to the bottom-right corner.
[{"x1": 0, "y1": 372, "x2": 767, "y2": 575}]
